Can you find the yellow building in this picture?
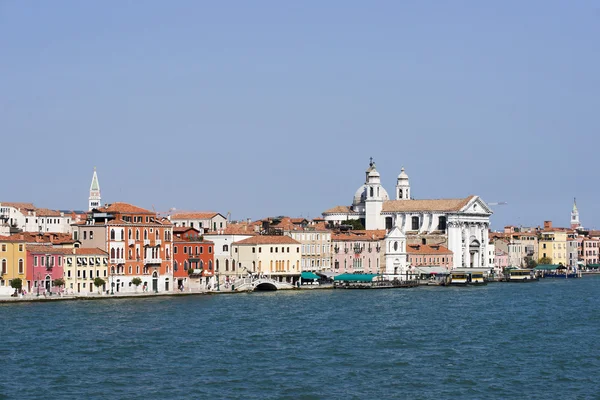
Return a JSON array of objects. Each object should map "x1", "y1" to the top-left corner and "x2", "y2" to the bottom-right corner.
[
  {"x1": 64, "y1": 248, "x2": 109, "y2": 294},
  {"x1": 0, "y1": 235, "x2": 27, "y2": 295},
  {"x1": 539, "y1": 229, "x2": 568, "y2": 266},
  {"x1": 231, "y1": 235, "x2": 302, "y2": 284}
]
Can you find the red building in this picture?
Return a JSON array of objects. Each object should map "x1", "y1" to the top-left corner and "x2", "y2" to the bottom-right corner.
[{"x1": 173, "y1": 228, "x2": 214, "y2": 290}]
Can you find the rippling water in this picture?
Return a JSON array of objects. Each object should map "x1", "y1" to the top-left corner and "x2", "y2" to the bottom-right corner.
[{"x1": 1, "y1": 277, "x2": 598, "y2": 399}]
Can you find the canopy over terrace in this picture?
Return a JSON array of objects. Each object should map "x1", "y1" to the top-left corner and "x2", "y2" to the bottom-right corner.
[
  {"x1": 301, "y1": 272, "x2": 320, "y2": 280},
  {"x1": 534, "y1": 264, "x2": 563, "y2": 271},
  {"x1": 333, "y1": 274, "x2": 380, "y2": 282},
  {"x1": 414, "y1": 266, "x2": 449, "y2": 275}
]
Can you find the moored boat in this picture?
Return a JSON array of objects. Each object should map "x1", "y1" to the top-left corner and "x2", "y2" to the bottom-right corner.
[{"x1": 507, "y1": 268, "x2": 538, "y2": 282}]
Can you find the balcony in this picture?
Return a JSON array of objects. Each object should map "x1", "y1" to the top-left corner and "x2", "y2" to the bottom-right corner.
[
  {"x1": 143, "y1": 258, "x2": 162, "y2": 265},
  {"x1": 110, "y1": 258, "x2": 126, "y2": 265},
  {"x1": 128, "y1": 239, "x2": 136, "y2": 247},
  {"x1": 155, "y1": 239, "x2": 162, "y2": 246},
  {"x1": 143, "y1": 239, "x2": 150, "y2": 246}
]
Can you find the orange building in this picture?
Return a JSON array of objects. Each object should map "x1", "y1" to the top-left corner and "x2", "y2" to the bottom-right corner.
[
  {"x1": 72, "y1": 202, "x2": 173, "y2": 293},
  {"x1": 407, "y1": 244, "x2": 453, "y2": 269},
  {"x1": 173, "y1": 228, "x2": 214, "y2": 290}
]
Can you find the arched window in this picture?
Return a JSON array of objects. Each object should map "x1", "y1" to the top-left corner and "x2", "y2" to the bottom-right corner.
[
  {"x1": 370, "y1": 187, "x2": 374, "y2": 197},
  {"x1": 232, "y1": 260, "x2": 236, "y2": 271},
  {"x1": 111, "y1": 248, "x2": 115, "y2": 258},
  {"x1": 216, "y1": 259, "x2": 219, "y2": 271},
  {"x1": 110, "y1": 229, "x2": 115, "y2": 240},
  {"x1": 209, "y1": 260, "x2": 212, "y2": 270},
  {"x1": 200, "y1": 260, "x2": 204, "y2": 269},
  {"x1": 184, "y1": 260, "x2": 189, "y2": 270},
  {"x1": 174, "y1": 261, "x2": 178, "y2": 271},
  {"x1": 136, "y1": 230, "x2": 140, "y2": 240},
  {"x1": 394, "y1": 241, "x2": 398, "y2": 251},
  {"x1": 223, "y1": 244, "x2": 229, "y2": 252},
  {"x1": 1, "y1": 259, "x2": 7, "y2": 274},
  {"x1": 156, "y1": 230, "x2": 159, "y2": 240},
  {"x1": 111, "y1": 266, "x2": 115, "y2": 274},
  {"x1": 144, "y1": 230, "x2": 148, "y2": 240},
  {"x1": 128, "y1": 266, "x2": 132, "y2": 274},
  {"x1": 18, "y1": 259, "x2": 24, "y2": 274},
  {"x1": 128, "y1": 229, "x2": 132, "y2": 239},
  {"x1": 399, "y1": 189, "x2": 403, "y2": 199},
  {"x1": 120, "y1": 229, "x2": 124, "y2": 240}
]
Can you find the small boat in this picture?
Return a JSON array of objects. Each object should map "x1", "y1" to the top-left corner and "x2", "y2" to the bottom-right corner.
[
  {"x1": 507, "y1": 269, "x2": 538, "y2": 282},
  {"x1": 468, "y1": 272, "x2": 487, "y2": 286}
]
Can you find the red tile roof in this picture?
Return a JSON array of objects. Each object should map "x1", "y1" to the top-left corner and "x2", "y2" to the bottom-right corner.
[
  {"x1": 0, "y1": 235, "x2": 25, "y2": 242},
  {"x1": 382, "y1": 196, "x2": 475, "y2": 213},
  {"x1": 170, "y1": 212, "x2": 220, "y2": 220},
  {"x1": 74, "y1": 248, "x2": 108, "y2": 256},
  {"x1": 323, "y1": 205, "x2": 356, "y2": 214},
  {"x1": 332, "y1": 230, "x2": 386, "y2": 242},
  {"x1": 98, "y1": 202, "x2": 154, "y2": 214},
  {"x1": 0, "y1": 202, "x2": 36, "y2": 210},
  {"x1": 233, "y1": 235, "x2": 301, "y2": 245},
  {"x1": 26, "y1": 245, "x2": 74, "y2": 254},
  {"x1": 407, "y1": 244, "x2": 452, "y2": 255}
]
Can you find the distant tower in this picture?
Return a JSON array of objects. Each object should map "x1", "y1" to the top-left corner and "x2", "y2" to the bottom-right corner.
[
  {"x1": 396, "y1": 167, "x2": 410, "y2": 200},
  {"x1": 384, "y1": 223, "x2": 407, "y2": 277},
  {"x1": 570, "y1": 197, "x2": 580, "y2": 229},
  {"x1": 89, "y1": 167, "x2": 102, "y2": 211}
]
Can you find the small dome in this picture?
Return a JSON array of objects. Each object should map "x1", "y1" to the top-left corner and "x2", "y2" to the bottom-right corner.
[
  {"x1": 368, "y1": 170, "x2": 380, "y2": 178},
  {"x1": 352, "y1": 184, "x2": 389, "y2": 206},
  {"x1": 398, "y1": 167, "x2": 409, "y2": 180}
]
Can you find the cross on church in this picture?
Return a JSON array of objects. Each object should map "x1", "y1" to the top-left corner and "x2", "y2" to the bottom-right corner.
[{"x1": 369, "y1": 157, "x2": 373, "y2": 166}]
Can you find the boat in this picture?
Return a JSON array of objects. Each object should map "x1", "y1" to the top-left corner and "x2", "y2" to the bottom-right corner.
[
  {"x1": 468, "y1": 272, "x2": 487, "y2": 286},
  {"x1": 449, "y1": 272, "x2": 468, "y2": 286},
  {"x1": 507, "y1": 268, "x2": 538, "y2": 282}
]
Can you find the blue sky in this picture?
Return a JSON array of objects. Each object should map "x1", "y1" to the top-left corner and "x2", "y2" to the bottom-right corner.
[{"x1": 1, "y1": 1, "x2": 598, "y2": 230}]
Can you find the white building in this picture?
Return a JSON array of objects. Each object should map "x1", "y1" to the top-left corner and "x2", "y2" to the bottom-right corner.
[
  {"x1": 203, "y1": 224, "x2": 255, "y2": 285},
  {"x1": 323, "y1": 159, "x2": 493, "y2": 274},
  {"x1": 169, "y1": 212, "x2": 228, "y2": 233},
  {"x1": 0, "y1": 202, "x2": 73, "y2": 235}
]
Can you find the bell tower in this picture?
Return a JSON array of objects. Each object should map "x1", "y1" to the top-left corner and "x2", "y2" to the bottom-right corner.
[
  {"x1": 396, "y1": 167, "x2": 410, "y2": 200},
  {"x1": 570, "y1": 198, "x2": 580, "y2": 229},
  {"x1": 365, "y1": 160, "x2": 385, "y2": 230},
  {"x1": 88, "y1": 167, "x2": 102, "y2": 211}
]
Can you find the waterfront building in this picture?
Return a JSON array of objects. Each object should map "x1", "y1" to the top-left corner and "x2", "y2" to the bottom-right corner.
[
  {"x1": 0, "y1": 202, "x2": 73, "y2": 235},
  {"x1": 490, "y1": 229, "x2": 538, "y2": 268},
  {"x1": 331, "y1": 230, "x2": 385, "y2": 274},
  {"x1": 72, "y1": 202, "x2": 174, "y2": 293},
  {"x1": 16, "y1": 231, "x2": 77, "y2": 248},
  {"x1": 26, "y1": 245, "x2": 70, "y2": 295},
  {"x1": 63, "y1": 248, "x2": 109, "y2": 294},
  {"x1": 169, "y1": 212, "x2": 228, "y2": 233},
  {"x1": 264, "y1": 217, "x2": 332, "y2": 272},
  {"x1": 231, "y1": 235, "x2": 302, "y2": 284},
  {"x1": 406, "y1": 243, "x2": 453, "y2": 269},
  {"x1": 0, "y1": 235, "x2": 26, "y2": 295},
  {"x1": 538, "y1": 221, "x2": 569, "y2": 265},
  {"x1": 204, "y1": 223, "x2": 255, "y2": 286},
  {"x1": 322, "y1": 160, "x2": 493, "y2": 273},
  {"x1": 567, "y1": 231, "x2": 579, "y2": 269},
  {"x1": 173, "y1": 230, "x2": 215, "y2": 291},
  {"x1": 494, "y1": 249, "x2": 509, "y2": 270},
  {"x1": 579, "y1": 237, "x2": 599, "y2": 267}
]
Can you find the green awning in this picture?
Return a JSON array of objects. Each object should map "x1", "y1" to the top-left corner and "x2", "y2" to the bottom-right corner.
[
  {"x1": 301, "y1": 272, "x2": 320, "y2": 280},
  {"x1": 333, "y1": 273, "x2": 380, "y2": 282},
  {"x1": 534, "y1": 264, "x2": 561, "y2": 271},
  {"x1": 587, "y1": 264, "x2": 600, "y2": 268}
]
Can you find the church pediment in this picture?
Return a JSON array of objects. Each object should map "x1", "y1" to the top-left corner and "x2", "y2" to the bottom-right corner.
[{"x1": 460, "y1": 196, "x2": 493, "y2": 215}]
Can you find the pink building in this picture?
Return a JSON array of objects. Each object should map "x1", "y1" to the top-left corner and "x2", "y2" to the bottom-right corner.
[
  {"x1": 26, "y1": 245, "x2": 70, "y2": 295},
  {"x1": 580, "y1": 237, "x2": 600, "y2": 266},
  {"x1": 407, "y1": 244, "x2": 453, "y2": 269},
  {"x1": 331, "y1": 230, "x2": 385, "y2": 274},
  {"x1": 494, "y1": 249, "x2": 509, "y2": 270}
]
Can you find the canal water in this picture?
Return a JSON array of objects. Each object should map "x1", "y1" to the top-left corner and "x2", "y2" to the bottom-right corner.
[{"x1": 1, "y1": 277, "x2": 598, "y2": 399}]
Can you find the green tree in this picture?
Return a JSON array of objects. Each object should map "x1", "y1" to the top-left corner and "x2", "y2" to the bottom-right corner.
[
  {"x1": 93, "y1": 277, "x2": 106, "y2": 294},
  {"x1": 53, "y1": 278, "x2": 65, "y2": 290},
  {"x1": 131, "y1": 277, "x2": 142, "y2": 292},
  {"x1": 525, "y1": 257, "x2": 537, "y2": 269},
  {"x1": 342, "y1": 219, "x2": 365, "y2": 230},
  {"x1": 538, "y1": 256, "x2": 552, "y2": 265},
  {"x1": 10, "y1": 277, "x2": 22, "y2": 292}
]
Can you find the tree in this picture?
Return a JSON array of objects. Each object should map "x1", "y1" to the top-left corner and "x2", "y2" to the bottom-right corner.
[
  {"x1": 131, "y1": 277, "x2": 142, "y2": 292},
  {"x1": 538, "y1": 256, "x2": 552, "y2": 265},
  {"x1": 53, "y1": 278, "x2": 65, "y2": 293},
  {"x1": 94, "y1": 277, "x2": 106, "y2": 294},
  {"x1": 341, "y1": 219, "x2": 365, "y2": 230},
  {"x1": 10, "y1": 277, "x2": 22, "y2": 292},
  {"x1": 525, "y1": 257, "x2": 537, "y2": 269}
]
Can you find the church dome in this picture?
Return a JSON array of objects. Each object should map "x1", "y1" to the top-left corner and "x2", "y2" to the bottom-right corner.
[{"x1": 352, "y1": 184, "x2": 389, "y2": 206}]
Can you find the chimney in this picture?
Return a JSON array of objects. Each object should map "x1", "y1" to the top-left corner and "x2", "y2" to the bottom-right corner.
[
  {"x1": 544, "y1": 221, "x2": 552, "y2": 230},
  {"x1": 20, "y1": 234, "x2": 24, "y2": 240}
]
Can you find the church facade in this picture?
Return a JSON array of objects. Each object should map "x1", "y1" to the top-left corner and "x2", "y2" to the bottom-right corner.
[{"x1": 323, "y1": 160, "x2": 493, "y2": 275}]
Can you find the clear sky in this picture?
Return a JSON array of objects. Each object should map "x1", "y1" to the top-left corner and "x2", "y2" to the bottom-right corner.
[{"x1": 1, "y1": 1, "x2": 598, "y2": 230}]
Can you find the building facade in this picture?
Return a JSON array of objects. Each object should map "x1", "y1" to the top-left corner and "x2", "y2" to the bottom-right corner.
[
  {"x1": 170, "y1": 212, "x2": 228, "y2": 233},
  {"x1": 173, "y1": 233, "x2": 215, "y2": 291},
  {"x1": 0, "y1": 202, "x2": 73, "y2": 235},
  {"x1": 331, "y1": 230, "x2": 385, "y2": 274},
  {"x1": 26, "y1": 246, "x2": 69, "y2": 295},
  {"x1": 0, "y1": 235, "x2": 26, "y2": 295},
  {"x1": 63, "y1": 248, "x2": 109, "y2": 294}
]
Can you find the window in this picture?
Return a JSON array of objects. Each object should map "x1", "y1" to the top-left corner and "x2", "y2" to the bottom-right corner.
[
  {"x1": 223, "y1": 245, "x2": 229, "y2": 252},
  {"x1": 1, "y1": 244, "x2": 5, "y2": 252},
  {"x1": 411, "y1": 216, "x2": 419, "y2": 231},
  {"x1": 174, "y1": 247, "x2": 178, "y2": 254},
  {"x1": 183, "y1": 247, "x2": 187, "y2": 254},
  {"x1": 110, "y1": 229, "x2": 115, "y2": 240},
  {"x1": 200, "y1": 247, "x2": 203, "y2": 254},
  {"x1": 438, "y1": 216, "x2": 447, "y2": 231},
  {"x1": 252, "y1": 248, "x2": 256, "y2": 253},
  {"x1": 83, "y1": 231, "x2": 87, "y2": 240},
  {"x1": 209, "y1": 247, "x2": 212, "y2": 254},
  {"x1": 90, "y1": 231, "x2": 94, "y2": 240},
  {"x1": 1, "y1": 259, "x2": 6, "y2": 274}
]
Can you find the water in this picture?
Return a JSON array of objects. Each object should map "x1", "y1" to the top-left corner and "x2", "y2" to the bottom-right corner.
[{"x1": 1, "y1": 277, "x2": 599, "y2": 399}]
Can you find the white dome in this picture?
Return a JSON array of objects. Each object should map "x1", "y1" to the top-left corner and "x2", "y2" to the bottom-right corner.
[{"x1": 353, "y1": 184, "x2": 389, "y2": 206}]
